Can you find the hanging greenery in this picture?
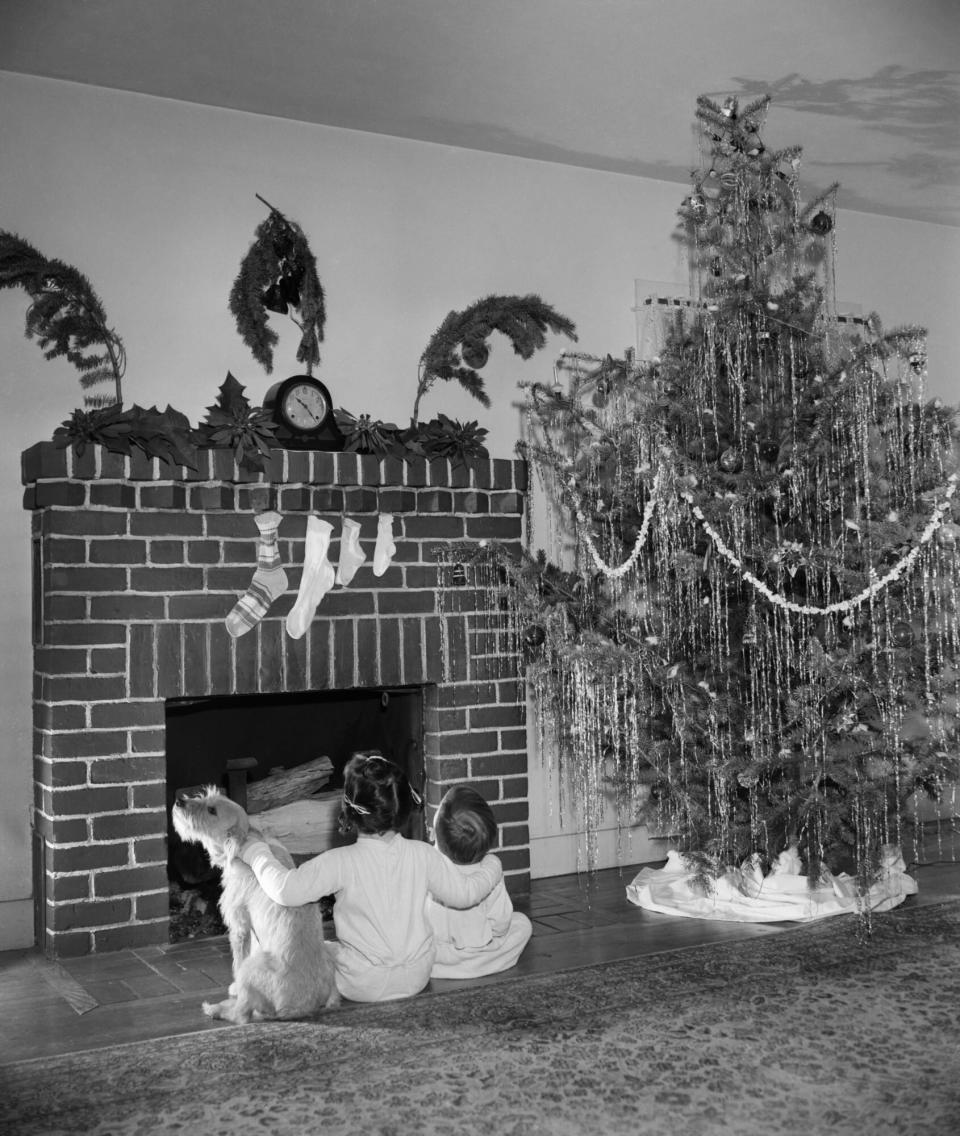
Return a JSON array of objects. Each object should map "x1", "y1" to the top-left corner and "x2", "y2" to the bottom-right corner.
[
  {"x1": 228, "y1": 195, "x2": 326, "y2": 374},
  {"x1": 463, "y1": 96, "x2": 960, "y2": 898},
  {"x1": 414, "y1": 294, "x2": 577, "y2": 423},
  {"x1": 0, "y1": 230, "x2": 126, "y2": 407}
]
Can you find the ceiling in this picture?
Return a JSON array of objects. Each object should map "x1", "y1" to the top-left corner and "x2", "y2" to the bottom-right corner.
[{"x1": 2, "y1": 0, "x2": 959, "y2": 227}]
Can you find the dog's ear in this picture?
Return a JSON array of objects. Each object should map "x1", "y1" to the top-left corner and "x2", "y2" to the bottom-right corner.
[{"x1": 223, "y1": 807, "x2": 250, "y2": 863}]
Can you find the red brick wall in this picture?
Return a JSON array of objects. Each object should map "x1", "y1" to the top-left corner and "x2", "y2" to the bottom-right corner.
[{"x1": 22, "y1": 442, "x2": 529, "y2": 957}]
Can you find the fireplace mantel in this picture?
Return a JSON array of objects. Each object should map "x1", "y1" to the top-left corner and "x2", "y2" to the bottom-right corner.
[{"x1": 22, "y1": 441, "x2": 529, "y2": 957}]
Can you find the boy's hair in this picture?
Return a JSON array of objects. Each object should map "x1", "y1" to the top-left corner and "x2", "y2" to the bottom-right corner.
[
  {"x1": 433, "y1": 785, "x2": 498, "y2": 865},
  {"x1": 338, "y1": 751, "x2": 422, "y2": 837}
]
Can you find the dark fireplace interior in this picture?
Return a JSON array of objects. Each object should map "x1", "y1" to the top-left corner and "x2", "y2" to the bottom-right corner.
[{"x1": 165, "y1": 686, "x2": 426, "y2": 940}]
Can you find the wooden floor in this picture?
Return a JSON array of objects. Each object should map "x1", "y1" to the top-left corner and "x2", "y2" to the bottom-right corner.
[{"x1": 3, "y1": 846, "x2": 959, "y2": 1066}]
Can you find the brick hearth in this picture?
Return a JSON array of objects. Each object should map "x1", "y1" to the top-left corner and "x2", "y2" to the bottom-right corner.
[{"x1": 22, "y1": 442, "x2": 529, "y2": 958}]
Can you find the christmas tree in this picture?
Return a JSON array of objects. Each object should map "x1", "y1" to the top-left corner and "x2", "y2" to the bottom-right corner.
[{"x1": 479, "y1": 95, "x2": 960, "y2": 896}]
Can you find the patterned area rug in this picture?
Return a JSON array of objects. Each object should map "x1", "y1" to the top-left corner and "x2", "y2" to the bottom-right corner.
[{"x1": 3, "y1": 901, "x2": 959, "y2": 1136}]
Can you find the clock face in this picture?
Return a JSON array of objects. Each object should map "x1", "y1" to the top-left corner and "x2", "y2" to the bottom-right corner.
[{"x1": 280, "y1": 380, "x2": 331, "y2": 433}]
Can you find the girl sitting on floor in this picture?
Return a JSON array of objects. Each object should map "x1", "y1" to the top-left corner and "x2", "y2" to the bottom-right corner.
[
  {"x1": 426, "y1": 784, "x2": 532, "y2": 979},
  {"x1": 237, "y1": 753, "x2": 502, "y2": 1002}
]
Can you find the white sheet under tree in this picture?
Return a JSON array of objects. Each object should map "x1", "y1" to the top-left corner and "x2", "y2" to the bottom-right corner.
[{"x1": 626, "y1": 845, "x2": 917, "y2": 923}]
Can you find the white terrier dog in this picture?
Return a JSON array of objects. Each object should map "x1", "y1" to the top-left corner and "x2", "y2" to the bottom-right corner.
[{"x1": 171, "y1": 787, "x2": 339, "y2": 1024}]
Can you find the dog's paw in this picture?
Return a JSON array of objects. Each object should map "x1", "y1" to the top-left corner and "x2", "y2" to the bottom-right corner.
[
  {"x1": 228, "y1": 981, "x2": 238, "y2": 996},
  {"x1": 202, "y1": 1000, "x2": 221, "y2": 1019}
]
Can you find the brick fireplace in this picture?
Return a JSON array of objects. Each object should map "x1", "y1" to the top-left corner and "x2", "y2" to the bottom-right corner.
[{"x1": 22, "y1": 442, "x2": 529, "y2": 958}]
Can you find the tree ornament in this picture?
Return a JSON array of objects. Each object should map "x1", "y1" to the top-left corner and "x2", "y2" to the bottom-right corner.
[
  {"x1": 278, "y1": 268, "x2": 304, "y2": 307},
  {"x1": 260, "y1": 281, "x2": 288, "y2": 315},
  {"x1": 936, "y1": 522, "x2": 957, "y2": 548},
  {"x1": 460, "y1": 338, "x2": 490, "y2": 370},
  {"x1": 523, "y1": 624, "x2": 546, "y2": 647},
  {"x1": 686, "y1": 192, "x2": 707, "y2": 218},
  {"x1": 719, "y1": 447, "x2": 743, "y2": 473},
  {"x1": 759, "y1": 439, "x2": 780, "y2": 464},
  {"x1": 809, "y1": 211, "x2": 833, "y2": 235},
  {"x1": 909, "y1": 352, "x2": 926, "y2": 374},
  {"x1": 891, "y1": 621, "x2": 915, "y2": 648}
]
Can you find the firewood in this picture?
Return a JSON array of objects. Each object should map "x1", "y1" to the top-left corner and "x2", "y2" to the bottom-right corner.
[
  {"x1": 256, "y1": 791, "x2": 344, "y2": 856},
  {"x1": 246, "y1": 756, "x2": 334, "y2": 813}
]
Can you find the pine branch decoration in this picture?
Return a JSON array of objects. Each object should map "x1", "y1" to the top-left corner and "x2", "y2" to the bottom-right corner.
[
  {"x1": 0, "y1": 230, "x2": 125, "y2": 406},
  {"x1": 414, "y1": 293, "x2": 577, "y2": 423},
  {"x1": 228, "y1": 197, "x2": 326, "y2": 374}
]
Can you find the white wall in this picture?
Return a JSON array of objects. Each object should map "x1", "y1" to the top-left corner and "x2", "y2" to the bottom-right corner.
[{"x1": 1, "y1": 71, "x2": 958, "y2": 943}]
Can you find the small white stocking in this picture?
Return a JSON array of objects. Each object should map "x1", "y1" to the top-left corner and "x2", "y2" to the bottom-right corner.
[
  {"x1": 336, "y1": 518, "x2": 367, "y2": 586},
  {"x1": 373, "y1": 513, "x2": 396, "y2": 577}
]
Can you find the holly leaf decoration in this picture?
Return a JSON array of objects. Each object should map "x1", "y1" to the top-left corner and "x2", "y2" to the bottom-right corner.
[{"x1": 197, "y1": 373, "x2": 278, "y2": 471}]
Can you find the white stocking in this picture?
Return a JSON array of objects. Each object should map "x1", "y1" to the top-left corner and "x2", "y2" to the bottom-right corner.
[
  {"x1": 373, "y1": 513, "x2": 396, "y2": 577},
  {"x1": 286, "y1": 517, "x2": 335, "y2": 639}
]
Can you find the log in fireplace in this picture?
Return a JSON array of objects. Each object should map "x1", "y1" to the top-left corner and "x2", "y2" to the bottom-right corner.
[{"x1": 22, "y1": 443, "x2": 529, "y2": 957}]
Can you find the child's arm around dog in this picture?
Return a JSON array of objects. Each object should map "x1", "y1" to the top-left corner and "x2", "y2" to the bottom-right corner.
[{"x1": 239, "y1": 834, "x2": 501, "y2": 909}]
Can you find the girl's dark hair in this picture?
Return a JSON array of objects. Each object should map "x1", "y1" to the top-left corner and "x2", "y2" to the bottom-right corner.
[
  {"x1": 338, "y1": 751, "x2": 422, "y2": 837},
  {"x1": 433, "y1": 785, "x2": 498, "y2": 865}
]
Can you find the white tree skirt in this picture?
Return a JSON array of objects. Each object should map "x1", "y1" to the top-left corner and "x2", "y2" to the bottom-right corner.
[{"x1": 626, "y1": 845, "x2": 917, "y2": 923}]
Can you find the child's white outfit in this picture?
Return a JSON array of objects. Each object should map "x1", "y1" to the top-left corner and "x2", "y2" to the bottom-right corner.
[
  {"x1": 426, "y1": 860, "x2": 533, "y2": 979},
  {"x1": 240, "y1": 832, "x2": 502, "y2": 1002}
]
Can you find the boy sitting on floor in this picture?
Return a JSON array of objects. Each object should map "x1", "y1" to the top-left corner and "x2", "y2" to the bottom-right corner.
[{"x1": 426, "y1": 785, "x2": 533, "y2": 979}]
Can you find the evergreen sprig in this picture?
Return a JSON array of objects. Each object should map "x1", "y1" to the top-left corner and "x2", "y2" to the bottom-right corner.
[
  {"x1": 414, "y1": 294, "x2": 577, "y2": 423},
  {"x1": 0, "y1": 230, "x2": 125, "y2": 407},
  {"x1": 228, "y1": 197, "x2": 326, "y2": 374}
]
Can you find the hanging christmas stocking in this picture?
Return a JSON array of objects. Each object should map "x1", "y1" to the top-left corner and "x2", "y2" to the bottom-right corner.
[
  {"x1": 225, "y1": 511, "x2": 288, "y2": 638},
  {"x1": 286, "y1": 516, "x2": 336, "y2": 639},
  {"x1": 373, "y1": 512, "x2": 396, "y2": 577},
  {"x1": 336, "y1": 517, "x2": 367, "y2": 586}
]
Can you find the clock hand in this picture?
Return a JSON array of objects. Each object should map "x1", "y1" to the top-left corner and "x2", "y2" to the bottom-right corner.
[{"x1": 294, "y1": 396, "x2": 321, "y2": 423}]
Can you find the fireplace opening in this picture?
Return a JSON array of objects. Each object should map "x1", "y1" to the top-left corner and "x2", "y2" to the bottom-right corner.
[{"x1": 165, "y1": 686, "x2": 426, "y2": 941}]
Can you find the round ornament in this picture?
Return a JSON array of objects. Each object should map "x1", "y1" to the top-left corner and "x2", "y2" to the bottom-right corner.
[
  {"x1": 891, "y1": 621, "x2": 915, "y2": 649},
  {"x1": 810, "y1": 211, "x2": 833, "y2": 235},
  {"x1": 686, "y1": 192, "x2": 706, "y2": 218},
  {"x1": 936, "y1": 522, "x2": 957, "y2": 548},
  {"x1": 522, "y1": 625, "x2": 547, "y2": 659},
  {"x1": 719, "y1": 447, "x2": 743, "y2": 473},
  {"x1": 460, "y1": 338, "x2": 490, "y2": 370},
  {"x1": 909, "y1": 352, "x2": 926, "y2": 375}
]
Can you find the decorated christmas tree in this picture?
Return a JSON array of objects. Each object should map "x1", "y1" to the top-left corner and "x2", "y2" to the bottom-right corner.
[{"x1": 475, "y1": 95, "x2": 960, "y2": 897}]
